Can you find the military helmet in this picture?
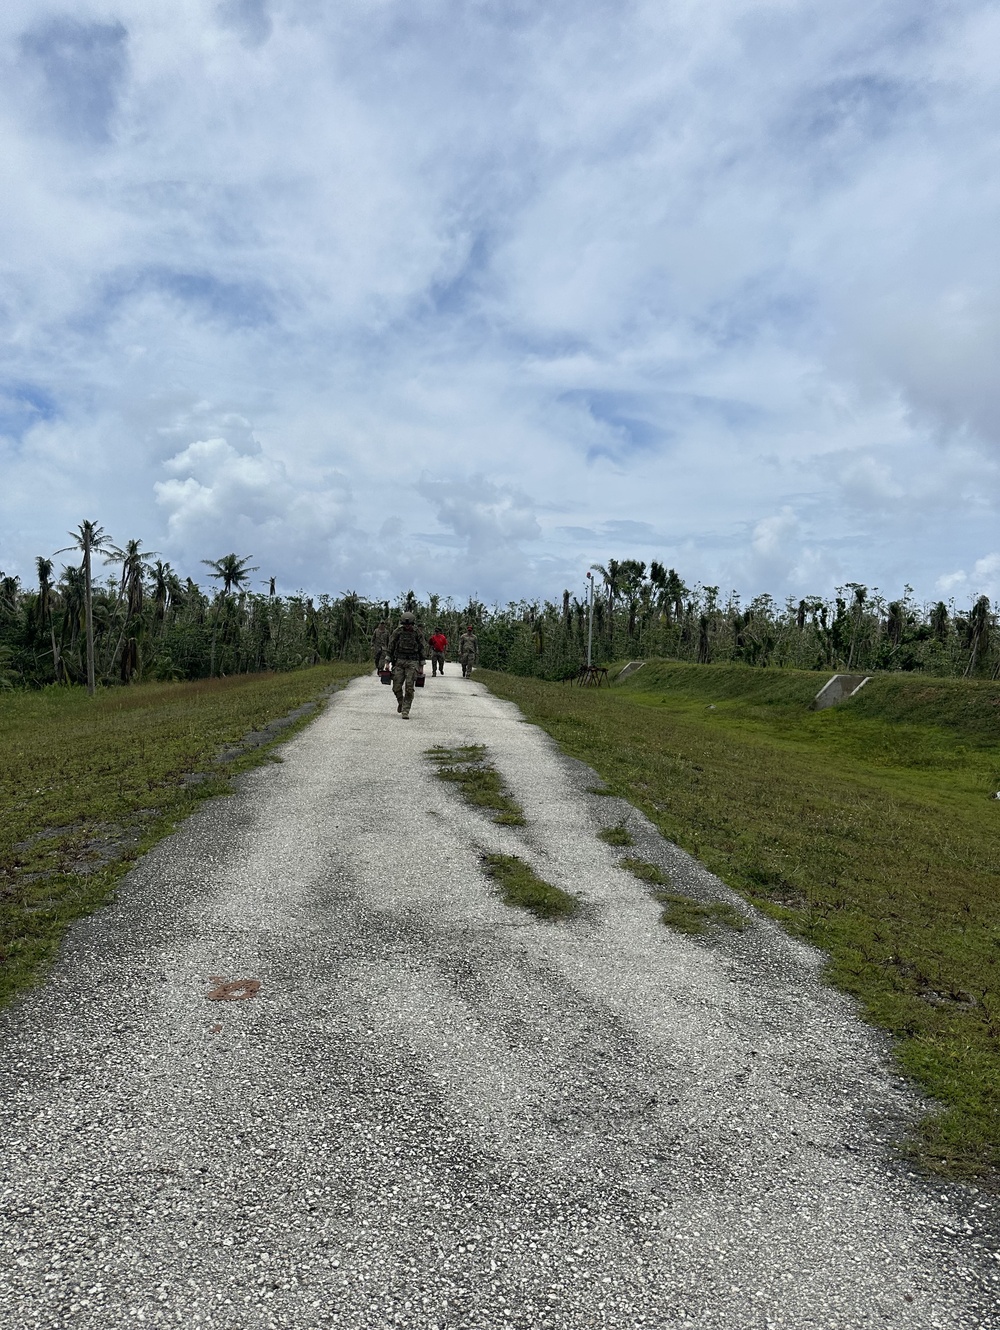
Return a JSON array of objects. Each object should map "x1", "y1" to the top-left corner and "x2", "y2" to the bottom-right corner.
[{"x1": 401, "y1": 610, "x2": 416, "y2": 624}]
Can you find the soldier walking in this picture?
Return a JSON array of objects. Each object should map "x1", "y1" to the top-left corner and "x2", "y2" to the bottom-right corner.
[
  {"x1": 387, "y1": 611, "x2": 428, "y2": 719},
  {"x1": 459, "y1": 626, "x2": 479, "y2": 678},
  {"x1": 372, "y1": 619, "x2": 390, "y2": 673},
  {"x1": 428, "y1": 627, "x2": 448, "y2": 675}
]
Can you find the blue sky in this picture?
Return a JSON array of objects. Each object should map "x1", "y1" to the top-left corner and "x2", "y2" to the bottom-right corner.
[{"x1": 1, "y1": 0, "x2": 999, "y2": 607}]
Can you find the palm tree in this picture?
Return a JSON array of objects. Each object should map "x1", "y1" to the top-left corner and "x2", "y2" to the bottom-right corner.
[
  {"x1": 649, "y1": 562, "x2": 667, "y2": 623},
  {"x1": 663, "y1": 569, "x2": 687, "y2": 626},
  {"x1": 617, "y1": 559, "x2": 647, "y2": 639},
  {"x1": 57, "y1": 521, "x2": 109, "y2": 695},
  {"x1": 104, "y1": 538, "x2": 157, "y2": 676},
  {"x1": 336, "y1": 591, "x2": 362, "y2": 659},
  {"x1": 57, "y1": 564, "x2": 85, "y2": 671},
  {"x1": 590, "y1": 560, "x2": 622, "y2": 615},
  {"x1": 885, "y1": 601, "x2": 905, "y2": 649},
  {"x1": 844, "y1": 583, "x2": 867, "y2": 670},
  {"x1": 697, "y1": 614, "x2": 711, "y2": 664},
  {"x1": 201, "y1": 553, "x2": 258, "y2": 675},
  {"x1": 202, "y1": 553, "x2": 258, "y2": 595},
  {"x1": 964, "y1": 595, "x2": 991, "y2": 677},
  {"x1": 150, "y1": 560, "x2": 179, "y2": 636},
  {"x1": 591, "y1": 559, "x2": 623, "y2": 652},
  {"x1": 34, "y1": 557, "x2": 61, "y2": 681}
]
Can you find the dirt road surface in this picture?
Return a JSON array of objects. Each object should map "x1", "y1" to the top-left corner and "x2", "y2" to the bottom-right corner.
[{"x1": 0, "y1": 673, "x2": 996, "y2": 1329}]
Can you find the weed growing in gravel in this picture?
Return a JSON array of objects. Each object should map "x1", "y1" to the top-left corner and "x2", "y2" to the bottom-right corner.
[
  {"x1": 0, "y1": 664, "x2": 366, "y2": 1009},
  {"x1": 620, "y1": 857, "x2": 743, "y2": 934},
  {"x1": 656, "y1": 892, "x2": 747, "y2": 936},
  {"x1": 480, "y1": 852, "x2": 577, "y2": 919},
  {"x1": 479, "y1": 664, "x2": 1000, "y2": 1182},
  {"x1": 598, "y1": 823, "x2": 634, "y2": 847},
  {"x1": 425, "y1": 745, "x2": 526, "y2": 826},
  {"x1": 620, "y1": 857, "x2": 668, "y2": 886}
]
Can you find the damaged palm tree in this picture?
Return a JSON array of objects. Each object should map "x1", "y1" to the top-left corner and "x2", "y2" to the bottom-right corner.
[{"x1": 56, "y1": 520, "x2": 110, "y2": 696}]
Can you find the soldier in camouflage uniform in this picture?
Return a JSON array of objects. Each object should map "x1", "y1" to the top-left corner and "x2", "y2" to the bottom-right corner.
[
  {"x1": 459, "y1": 626, "x2": 479, "y2": 678},
  {"x1": 371, "y1": 620, "x2": 390, "y2": 673},
  {"x1": 387, "y1": 611, "x2": 428, "y2": 719}
]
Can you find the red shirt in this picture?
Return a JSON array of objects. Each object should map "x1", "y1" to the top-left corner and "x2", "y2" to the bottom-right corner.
[{"x1": 429, "y1": 633, "x2": 447, "y2": 652}]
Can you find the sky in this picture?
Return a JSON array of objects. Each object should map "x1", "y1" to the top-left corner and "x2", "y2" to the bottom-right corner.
[{"x1": 1, "y1": 0, "x2": 999, "y2": 608}]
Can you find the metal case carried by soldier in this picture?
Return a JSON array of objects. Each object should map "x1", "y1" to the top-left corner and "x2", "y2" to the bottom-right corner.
[
  {"x1": 414, "y1": 672, "x2": 426, "y2": 688},
  {"x1": 379, "y1": 669, "x2": 392, "y2": 685}
]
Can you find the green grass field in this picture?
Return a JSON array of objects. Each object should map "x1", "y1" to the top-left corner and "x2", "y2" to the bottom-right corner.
[
  {"x1": 480, "y1": 662, "x2": 1000, "y2": 1184},
  {"x1": 0, "y1": 665, "x2": 366, "y2": 1008}
]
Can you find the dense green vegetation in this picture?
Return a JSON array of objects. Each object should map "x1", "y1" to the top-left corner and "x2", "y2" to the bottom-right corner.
[
  {"x1": 481, "y1": 662, "x2": 1000, "y2": 1183},
  {"x1": 0, "y1": 664, "x2": 365, "y2": 1008},
  {"x1": 2, "y1": 526, "x2": 997, "y2": 690},
  {"x1": 472, "y1": 560, "x2": 999, "y2": 681},
  {"x1": 0, "y1": 531, "x2": 401, "y2": 688}
]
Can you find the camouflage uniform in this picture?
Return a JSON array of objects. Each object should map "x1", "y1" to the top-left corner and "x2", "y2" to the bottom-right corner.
[
  {"x1": 387, "y1": 615, "x2": 428, "y2": 718},
  {"x1": 372, "y1": 621, "x2": 390, "y2": 672},
  {"x1": 459, "y1": 629, "x2": 479, "y2": 678}
]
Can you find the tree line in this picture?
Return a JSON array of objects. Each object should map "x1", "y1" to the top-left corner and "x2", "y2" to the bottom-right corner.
[
  {"x1": 485, "y1": 559, "x2": 998, "y2": 681},
  {"x1": 0, "y1": 528, "x2": 996, "y2": 689}
]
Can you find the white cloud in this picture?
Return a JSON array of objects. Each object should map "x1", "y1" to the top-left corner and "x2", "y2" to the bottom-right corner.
[
  {"x1": 739, "y1": 507, "x2": 831, "y2": 595},
  {"x1": 937, "y1": 553, "x2": 1000, "y2": 603},
  {"x1": 152, "y1": 428, "x2": 360, "y2": 591},
  {"x1": 2, "y1": 0, "x2": 1000, "y2": 605}
]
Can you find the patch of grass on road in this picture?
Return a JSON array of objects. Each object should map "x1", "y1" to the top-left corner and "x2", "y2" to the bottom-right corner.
[
  {"x1": 655, "y1": 892, "x2": 747, "y2": 936},
  {"x1": 426, "y1": 745, "x2": 526, "y2": 826},
  {"x1": 598, "y1": 823, "x2": 635, "y2": 847},
  {"x1": 620, "y1": 857, "x2": 668, "y2": 886},
  {"x1": 0, "y1": 664, "x2": 365, "y2": 1010},
  {"x1": 480, "y1": 664, "x2": 1000, "y2": 1185},
  {"x1": 481, "y1": 852, "x2": 577, "y2": 920},
  {"x1": 619, "y1": 857, "x2": 743, "y2": 935}
]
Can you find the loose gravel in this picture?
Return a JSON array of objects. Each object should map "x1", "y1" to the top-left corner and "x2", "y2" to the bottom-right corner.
[{"x1": 0, "y1": 673, "x2": 997, "y2": 1329}]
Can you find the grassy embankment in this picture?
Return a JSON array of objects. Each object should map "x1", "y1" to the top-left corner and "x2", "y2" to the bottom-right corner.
[
  {"x1": 480, "y1": 663, "x2": 1000, "y2": 1184},
  {"x1": 0, "y1": 664, "x2": 366, "y2": 1008}
]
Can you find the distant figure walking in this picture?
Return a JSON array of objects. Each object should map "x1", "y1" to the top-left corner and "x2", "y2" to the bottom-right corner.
[
  {"x1": 459, "y1": 626, "x2": 479, "y2": 678},
  {"x1": 371, "y1": 620, "x2": 390, "y2": 673},
  {"x1": 429, "y1": 628, "x2": 448, "y2": 676},
  {"x1": 387, "y1": 612, "x2": 428, "y2": 719}
]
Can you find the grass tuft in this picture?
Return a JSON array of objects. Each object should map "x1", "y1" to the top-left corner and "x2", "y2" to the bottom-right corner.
[
  {"x1": 426, "y1": 745, "x2": 526, "y2": 826},
  {"x1": 619, "y1": 857, "x2": 743, "y2": 934},
  {"x1": 620, "y1": 857, "x2": 668, "y2": 886},
  {"x1": 598, "y1": 823, "x2": 634, "y2": 847},
  {"x1": 656, "y1": 891, "x2": 747, "y2": 935},
  {"x1": 480, "y1": 852, "x2": 578, "y2": 919}
]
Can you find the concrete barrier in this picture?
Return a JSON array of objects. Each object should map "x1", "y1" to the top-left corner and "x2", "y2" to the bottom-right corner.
[{"x1": 812, "y1": 673, "x2": 872, "y2": 710}]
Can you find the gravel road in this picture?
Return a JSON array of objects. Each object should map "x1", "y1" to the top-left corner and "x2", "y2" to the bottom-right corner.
[{"x1": 0, "y1": 673, "x2": 997, "y2": 1329}]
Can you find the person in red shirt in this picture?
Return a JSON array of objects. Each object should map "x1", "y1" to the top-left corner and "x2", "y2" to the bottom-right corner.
[{"x1": 428, "y1": 628, "x2": 448, "y2": 676}]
